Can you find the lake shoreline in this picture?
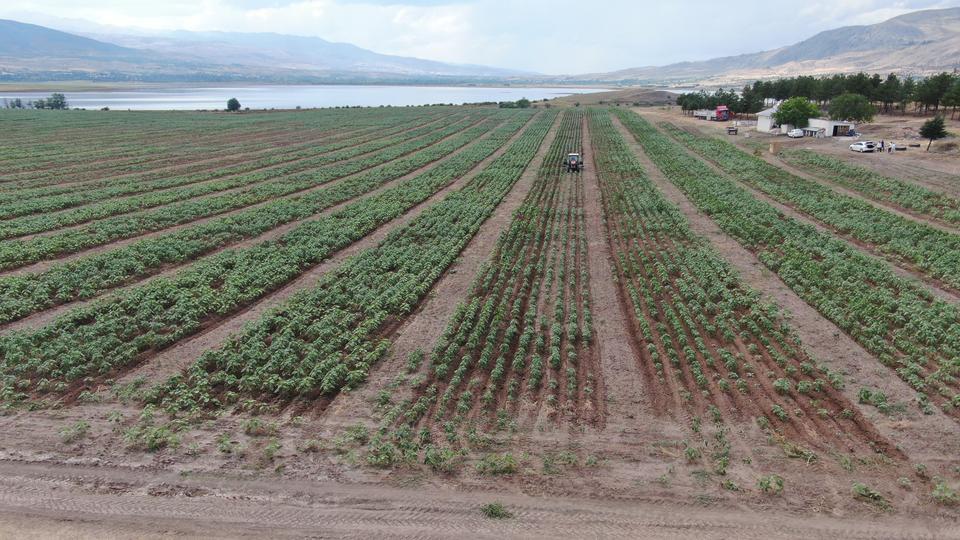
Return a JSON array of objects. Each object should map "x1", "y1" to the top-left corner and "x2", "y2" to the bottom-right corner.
[
  {"x1": 0, "y1": 84, "x2": 608, "y2": 110},
  {"x1": 0, "y1": 81, "x2": 615, "y2": 93}
]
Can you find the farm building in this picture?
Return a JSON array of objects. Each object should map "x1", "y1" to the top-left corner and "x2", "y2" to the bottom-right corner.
[
  {"x1": 804, "y1": 118, "x2": 854, "y2": 137},
  {"x1": 756, "y1": 101, "x2": 854, "y2": 137},
  {"x1": 756, "y1": 102, "x2": 781, "y2": 133}
]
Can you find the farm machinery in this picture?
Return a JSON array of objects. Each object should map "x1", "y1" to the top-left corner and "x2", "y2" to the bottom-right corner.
[{"x1": 565, "y1": 153, "x2": 583, "y2": 172}]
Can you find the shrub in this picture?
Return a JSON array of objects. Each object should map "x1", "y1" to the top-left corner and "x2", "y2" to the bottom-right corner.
[
  {"x1": 480, "y1": 502, "x2": 513, "y2": 519},
  {"x1": 758, "y1": 474, "x2": 784, "y2": 494},
  {"x1": 476, "y1": 453, "x2": 518, "y2": 475}
]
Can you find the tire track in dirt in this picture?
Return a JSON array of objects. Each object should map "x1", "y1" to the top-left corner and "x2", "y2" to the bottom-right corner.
[
  {"x1": 114, "y1": 113, "x2": 548, "y2": 386},
  {"x1": 0, "y1": 114, "x2": 488, "y2": 279},
  {"x1": 650, "y1": 122, "x2": 960, "y2": 305},
  {"x1": 2, "y1": 116, "x2": 513, "y2": 334},
  {"x1": 319, "y1": 112, "x2": 562, "y2": 428},
  {"x1": 0, "y1": 462, "x2": 949, "y2": 539},
  {"x1": 580, "y1": 115, "x2": 690, "y2": 453},
  {"x1": 610, "y1": 115, "x2": 960, "y2": 464},
  {"x1": 579, "y1": 118, "x2": 641, "y2": 430}
]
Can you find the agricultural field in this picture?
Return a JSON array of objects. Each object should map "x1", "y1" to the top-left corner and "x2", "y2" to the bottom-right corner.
[{"x1": 0, "y1": 105, "x2": 958, "y2": 538}]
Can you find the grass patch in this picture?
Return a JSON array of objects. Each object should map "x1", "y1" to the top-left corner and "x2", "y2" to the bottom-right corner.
[
  {"x1": 480, "y1": 502, "x2": 513, "y2": 519},
  {"x1": 59, "y1": 420, "x2": 90, "y2": 443},
  {"x1": 476, "y1": 453, "x2": 518, "y2": 475},
  {"x1": 852, "y1": 482, "x2": 890, "y2": 510}
]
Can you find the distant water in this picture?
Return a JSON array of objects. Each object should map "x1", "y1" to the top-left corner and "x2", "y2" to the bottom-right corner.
[{"x1": 0, "y1": 85, "x2": 607, "y2": 111}]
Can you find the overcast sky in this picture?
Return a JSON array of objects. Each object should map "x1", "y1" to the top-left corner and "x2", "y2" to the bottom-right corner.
[{"x1": 2, "y1": 0, "x2": 958, "y2": 73}]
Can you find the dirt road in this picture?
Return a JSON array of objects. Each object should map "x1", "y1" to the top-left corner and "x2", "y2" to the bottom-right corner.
[{"x1": 0, "y1": 461, "x2": 952, "y2": 539}]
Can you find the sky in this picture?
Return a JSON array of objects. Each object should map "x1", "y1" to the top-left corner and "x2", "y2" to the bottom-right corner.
[{"x1": 2, "y1": 0, "x2": 958, "y2": 74}]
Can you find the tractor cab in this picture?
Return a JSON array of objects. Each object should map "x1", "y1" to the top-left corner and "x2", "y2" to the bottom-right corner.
[{"x1": 565, "y1": 153, "x2": 583, "y2": 172}]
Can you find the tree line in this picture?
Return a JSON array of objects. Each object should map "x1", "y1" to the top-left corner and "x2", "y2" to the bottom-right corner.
[
  {"x1": 3, "y1": 93, "x2": 69, "y2": 110},
  {"x1": 677, "y1": 72, "x2": 960, "y2": 118}
]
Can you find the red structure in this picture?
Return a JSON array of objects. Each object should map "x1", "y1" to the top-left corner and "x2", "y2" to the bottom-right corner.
[{"x1": 693, "y1": 105, "x2": 732, "y2": 121}]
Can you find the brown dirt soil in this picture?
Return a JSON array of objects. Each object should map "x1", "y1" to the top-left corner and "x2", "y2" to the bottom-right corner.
[{"x1": 0, "y1": 462, "x2": 953, "y2": 539}]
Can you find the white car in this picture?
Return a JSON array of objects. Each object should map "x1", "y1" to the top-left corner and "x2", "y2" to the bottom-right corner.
[
  {"x1": 787, "y1": 128, "x2": 804, "y2": 138},
  {"x1": 850, "y1": 141, "x2": 876, "y2": 153}
]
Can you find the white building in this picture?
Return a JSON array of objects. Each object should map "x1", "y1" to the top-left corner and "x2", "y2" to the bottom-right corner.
[
  {"x1": 805, "y1": 118, "x2": 854, "y2": 137},
  {"x1": 756, "y1": 102, "x2": 781, "y2": 133},
  {"x1": 756, "y1": 100, "x2": 855, "y2": 138}
]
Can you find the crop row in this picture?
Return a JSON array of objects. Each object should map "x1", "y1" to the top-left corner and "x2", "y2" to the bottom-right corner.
[
  {"x1": 593, "y1": 110, "x2": 891, "y2": 459},
  {"x1": 1, "y1": 123, "x2": 300, "y2": 187},
  {"x1": 660, "y1": 122, "x2": 960, "y2": 292},
  {"x1": 140, "y1": 110, "x2": 559, "y2": 413},
  {"x1": 0, "y1": 110, "x2": 547, "y2": 402},
  {"x1": 616, "y1": 109, "x2": 960, "y2": 419},
  {"x1": 0, "y1": 120, "x2": 387, "y2": 207},
  {"x1": 0, "y1": 112, "x2": 488, "y2": 271},
  {"x1": 0, "y1": 111, "x2": 468, "y2": 238},
  {"x1": 0, "y1": 112, "x2": 527, "y2": 325},
  {"x1": 0, "y1": 108, "x2": 450, "y2": 200},
  {"x1": 0, "y1": 107, "x2": 406, "y2": 181},
  {"x1": 782, "y1": 149, "x2": 960, "y2": 226},
  {"x1": 380, "y1": 110, "x2": 597, "y2": 444}
]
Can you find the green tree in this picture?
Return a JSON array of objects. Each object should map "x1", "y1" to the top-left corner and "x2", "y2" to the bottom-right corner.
[
  {"x1": 919, "y1": 115, "x2": 948, "y2": 151},
  {"x1": 943, "y1": 80, "x2": 960, "y2": 120},
  {"x1": 828, "y1": 93, "x2": 875, "y2": 122},
  {"x1": 46, "y1": 93, "x2": 68, "y2": 110},
  {"x1": 877, "y1": 73, "x2": 901, "y2": 113},
  {"x1": 226, "y1": 98, "x2": 241, "y2": 112},
  {"x1": 900, "y1": 77, "x2": 917, "y2": 113},
  {"x1": 774, "y1": 97, "x2": 821, "y2": 128},
  {"x1": 516, "y1": 97, "x2": 531, "y2": 109}
]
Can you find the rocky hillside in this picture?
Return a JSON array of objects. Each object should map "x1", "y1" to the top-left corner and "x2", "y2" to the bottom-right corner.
[{"x1": 571, "y1": 7, "x2": 960, "y2": 84}]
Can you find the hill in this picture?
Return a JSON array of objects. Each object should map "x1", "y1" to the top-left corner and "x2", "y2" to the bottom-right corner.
[
  {"x1": 87, "y1": 30, "x2": 531, "y2": 79},
  {"x1": 0, "y1": 19, "x2": 154, "y2": 62},
  {"x1": 569, "y1": 7, "x2": 960, "y2": 84},
  {"x1": 0, "y1": 19, "x2": 532, "y2": 83}
]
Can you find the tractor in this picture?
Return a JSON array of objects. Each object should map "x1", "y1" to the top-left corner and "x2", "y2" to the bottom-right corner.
[{"x1": 565, "y1": 153, "x2": 583, "y2": 172}]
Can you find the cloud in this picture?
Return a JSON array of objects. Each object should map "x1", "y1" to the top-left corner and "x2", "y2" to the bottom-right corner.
[{"x1": 1, "y1": 0, "x2": 956, "y2": 73}]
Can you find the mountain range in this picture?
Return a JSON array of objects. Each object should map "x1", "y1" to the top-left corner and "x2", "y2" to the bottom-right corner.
[
  {"x1": 0, "y1": 19, "x2": 530, "y2": 84},
  {"x1": 572, "y1": 7, "x2": 960, "y2": 85},
  {"x1": 1, "y1": 8, "x2": 958, "y2": 85}
]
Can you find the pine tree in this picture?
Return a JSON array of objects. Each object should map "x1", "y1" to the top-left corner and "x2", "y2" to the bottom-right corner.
[{"x1": 919, "y1": 115, "x2": 948, "y2": 151}]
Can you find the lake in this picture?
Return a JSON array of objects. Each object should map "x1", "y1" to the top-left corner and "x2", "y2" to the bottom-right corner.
[{"x1": 0, "y1": 85, "x2": 607, "y2": 111}]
